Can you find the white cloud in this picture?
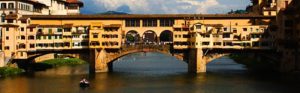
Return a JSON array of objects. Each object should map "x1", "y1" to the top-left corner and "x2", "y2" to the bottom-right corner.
[{"x1": 89, "y1": 0, "x2": 248, "y2": 14}]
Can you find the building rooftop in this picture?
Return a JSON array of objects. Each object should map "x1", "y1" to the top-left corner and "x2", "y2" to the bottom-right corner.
[
  {"x1": 22, "y1": 14, "x2": 275, "y2": 20},
  {"x1": 66, "y1": 0, "x2": 84, "y2": 7}
]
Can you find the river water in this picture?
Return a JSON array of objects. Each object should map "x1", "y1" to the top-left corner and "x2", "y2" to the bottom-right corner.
[{"x1": 0, "y1": 52, "x2": 300, "y2": 93}]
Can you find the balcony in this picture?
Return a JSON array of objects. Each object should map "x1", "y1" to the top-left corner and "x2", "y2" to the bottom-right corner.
[
  {"x1": 72, "y1": 30, "x2": 86, "y2": 34},
  {"x1": 36, "y1": 32, "x2": 54, "y2": 36}
]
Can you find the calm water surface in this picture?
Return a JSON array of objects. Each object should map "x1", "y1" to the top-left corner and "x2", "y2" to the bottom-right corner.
[{"x1": 0, "y1": 52, "x2": 300, "y2": 93}]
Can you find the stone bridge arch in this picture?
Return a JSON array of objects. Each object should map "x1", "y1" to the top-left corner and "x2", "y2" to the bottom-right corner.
[
  {"x1": 14, "y1": 46, "x2": 259, "y2": 74},
  {"x1": 14, "y1": 49, "x2": 91, "y2": 71}
]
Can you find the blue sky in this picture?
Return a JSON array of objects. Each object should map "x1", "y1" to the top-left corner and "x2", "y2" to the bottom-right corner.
[{"x1": 80, "y1": 0, "x2": 251, "y2": 14}]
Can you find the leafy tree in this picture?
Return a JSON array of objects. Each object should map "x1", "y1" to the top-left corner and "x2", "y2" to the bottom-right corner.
[{"x1": 126, "y1": 35, "x2": 135, "y2": 42}]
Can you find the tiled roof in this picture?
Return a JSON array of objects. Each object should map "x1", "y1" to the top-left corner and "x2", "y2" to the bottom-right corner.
[
  {"x1": 27, "y1": 24, "x2": 39, "y2": 28},
  {"x1": 204, "y1": 24, "x2": 224, "y2": 28},
  {"x1": 66, "y1": 0, "x2": 83, "y2": 7},
  {"x1": 63, "y1": 24, "x2": 73, "y2": 28},
  {"x1": 0, "y1": 24, "x2": 19, "y2": 27},
  {"x1": 103, "y1": 24, "x2": 122, "y2": 27}
]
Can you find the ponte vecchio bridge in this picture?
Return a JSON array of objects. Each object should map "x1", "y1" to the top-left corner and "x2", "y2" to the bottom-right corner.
[{"x1": 1, "y1": 14, "x2": 276, "y2": 73}]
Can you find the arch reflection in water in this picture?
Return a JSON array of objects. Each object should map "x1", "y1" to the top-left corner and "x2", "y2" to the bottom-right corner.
[{"x1": 113, "y1": 52, "x2": 187, "y2": 75}]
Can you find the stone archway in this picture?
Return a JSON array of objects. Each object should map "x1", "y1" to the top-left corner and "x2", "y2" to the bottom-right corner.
[
  {"x1": 143, "y1": 30, "x2": 157, "y2": 44},
  {"x1": 160, "y1": 30, "x2": 173, "y2": 44},
  {"x1": 126, "y1": 30, "x2": 140, "y2": 44}
]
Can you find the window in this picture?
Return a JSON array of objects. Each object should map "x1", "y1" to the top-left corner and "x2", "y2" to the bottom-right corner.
[
  {"x1": 4, "y1": 46, "x2": 9, "y2": 50},
  {"x1": 243, "y1": 28, "x2": 247, "y2": 31},
  {"x1": 21, "y1": 4, "x2": 24, "y2": 10},
  {"x1": 48, "y1": 35, "x2": 52, "y2": 39},
  {"x1": 21, "y1": 20, "x2": 26, "y2": 24},
  {"x1": 233, "y1": 28, "x2": 237, "y2": 33},
  {"x1": 8, "y1": 3, "x2": 14, "y2": 9},
  {"x1": 223, "y1": 33, "x2": 231, "y2": 38},
  {"x1": 64, "y1": 28, "x2": 71, "y2": 32},
  {"x1": 21, "y1": 35, "x2": 25, "y2": 40},
  {"x1": 48, "y1": 28, "x2": 52, "y2": 33},
  {"x1": 30, "y1": 28, "x2": 33, "y2": 32},
  {"x1": 19, "y1": 44, "x2": 26, "y2": 49},
  {"x1": 1, "y1": 3, "x2": 7, "y2": 9},
  {"x1": 73, "y1": 35, "x2": 80, "y2": 38},
  {"x1": 1, "y1": 13, "x2": 5, "y2": 23},
  {"x1": 28, "y1": 36, "x2": 34, "y2": 40},
  {"x1": 36, "y1": 36, "x2": 41, "y2": 40},
  {"x1": 202, "y1": 42, "x2": 210, "y2": 46},
  {"x1": 20, "y1": 27, "x2": 24, "y2": 31},
  {"x1": 174, "y1": 28, "x2": 181, "y2": 31},
  {"x1": 38, "y1": 28, "x2": 42, "y2": 32},
  {"x1": 183, "y1": 34, "x2": 190, "y2": 38},
  {"x1": 93, "y1": 34, "x2": 98, "y2": 38},
  {"x1": 6, "y1": 36, "x2": 9, "y2": 40},
  {"x1": 195, "y1": 25, "x2": 201, "y2": 29},
  {"x1": 125, "y1": 19, "x2": 140, "y2": 27},
  {"x1": 7, "y1": 19, "x2": 13, "y2": 23},
  {"x1": 160, "y1": 19, "x2": 174, "y2": 27},
  {"x1": 143, "y1": 19, "x2": 157, "y2": 27},
  {"x1": 223, "y1": 28, "x2": 227, "y2": 31},
  {"x1": 6, "y1": 27, "x2": 9, "y2": 31}
]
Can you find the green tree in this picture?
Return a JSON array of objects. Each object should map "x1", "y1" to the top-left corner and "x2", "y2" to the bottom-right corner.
[{"x1": 126, "y1": 35, "x2": 135, "y2": 42}]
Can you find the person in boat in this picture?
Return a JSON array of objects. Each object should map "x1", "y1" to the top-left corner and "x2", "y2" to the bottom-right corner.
[{"x1": 80, "y1": 78, "x2": 90, "y2": 87}]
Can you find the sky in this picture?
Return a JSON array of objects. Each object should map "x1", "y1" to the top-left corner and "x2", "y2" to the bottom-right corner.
[{"x1": 80, "y1": 0, "x2": 251, "y2": 14}]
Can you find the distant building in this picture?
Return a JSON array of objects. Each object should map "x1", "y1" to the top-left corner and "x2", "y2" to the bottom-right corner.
[{"x1": 0, "y1": 0, "x2": 83, "y2": 15}]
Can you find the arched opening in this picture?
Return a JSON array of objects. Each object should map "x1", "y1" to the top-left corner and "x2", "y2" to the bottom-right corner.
[
  {"x1": 15, "y1": 53, "x2": 91, "y2": 73},
  {"x1": 126, "y1": 30, "x2": 140, "y2": 44},
  {"x1": 143, "y1": 30, "x2": 157, "y2": 44},
  {"x1": 159, "y1": 30, "x2": 173, "y2": 44},
  {"x1": 18, "y1": 43, "x2": 26, "y2": 49}
]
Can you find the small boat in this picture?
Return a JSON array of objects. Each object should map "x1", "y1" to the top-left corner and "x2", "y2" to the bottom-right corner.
[
  {"x1": 79, "y1": 82, "x2": 90, "y2": 88},
  {"x1": 79, "y1": 78, "x2": 90, "y2": 88}
]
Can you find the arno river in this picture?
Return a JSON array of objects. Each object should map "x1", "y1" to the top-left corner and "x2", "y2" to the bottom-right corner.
[{"x1": 0, "y1": 52, "x2": 300, "y2": 93}]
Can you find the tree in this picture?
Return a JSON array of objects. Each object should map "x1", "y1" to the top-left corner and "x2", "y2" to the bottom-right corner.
[
  {"x1": 126, "y1": 35, "x2": 135, "y2": 43},
  {"x1": 228, "y1": 9, "x2": 248, "y2": 14}
]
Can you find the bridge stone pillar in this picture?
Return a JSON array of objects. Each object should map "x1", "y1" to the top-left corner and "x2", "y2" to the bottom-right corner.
[
  {"x1": 90, "y1": 49, "x2": 112, "y2": 73},
  {"x1": 188, "y1": 48, "x2": 206, "y2": 73}
]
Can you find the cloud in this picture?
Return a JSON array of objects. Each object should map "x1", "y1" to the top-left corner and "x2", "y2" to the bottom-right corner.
[{"x1": 82, "y1": 0, "x2": 250, "y2": 14}]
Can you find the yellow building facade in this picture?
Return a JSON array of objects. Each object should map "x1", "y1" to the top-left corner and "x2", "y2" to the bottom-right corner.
[{"x1": 0, "y1": 14, "x2": 274, "y2": 60}]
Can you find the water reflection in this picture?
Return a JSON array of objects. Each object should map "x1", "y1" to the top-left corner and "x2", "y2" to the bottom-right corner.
[{"x1": 0, "y1": 52, "x2": 300, "y2": 93}]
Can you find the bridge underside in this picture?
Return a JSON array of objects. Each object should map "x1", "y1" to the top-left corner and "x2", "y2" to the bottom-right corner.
[{"x1": 13, "y1": 45, "x2": 276, "y2": 73}]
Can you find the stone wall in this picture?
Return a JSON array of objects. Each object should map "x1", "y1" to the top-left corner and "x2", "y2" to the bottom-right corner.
[
  {"x1": 0, "y1": 52, "x2": 4, "y2": 67},
  {"x1": 34, "y1": 54, "x2": 55, "y2": 63}
]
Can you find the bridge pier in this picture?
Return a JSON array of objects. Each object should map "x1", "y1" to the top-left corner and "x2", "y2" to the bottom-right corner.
[
  {"x1": 90, "y1": 49, "x2": 112, "y2": 73},
  {"x1": 188, "y1": 48, "x2": 206, "y2": 73}
]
